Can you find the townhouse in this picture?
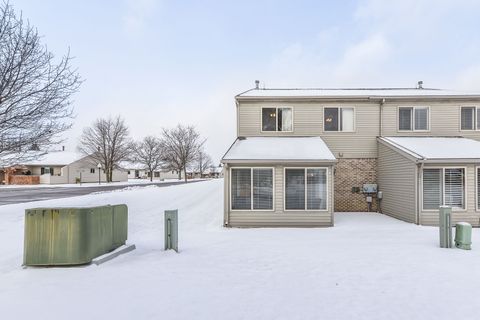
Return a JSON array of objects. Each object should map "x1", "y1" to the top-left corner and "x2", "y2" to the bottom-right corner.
[{"x1": 221, "y1": 82, "x2": 480, "y2": 227}]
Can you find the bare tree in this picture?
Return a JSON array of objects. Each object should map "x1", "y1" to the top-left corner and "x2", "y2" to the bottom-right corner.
[
  {"x1": 161, "y1": 125, "x2": 205, "y2": 182},
  {"x1": 78, "y1": 116, "x2": 131, "y2": 182},
  {"x1": 133, "y1": 136, "x2": 164, "y2": 182},
  {"x1": 0, "y1": 1, "x2": 81, "y2": 166},
  {"x1": 196, "y1": 149, "x2": 212, "y2": 178}
]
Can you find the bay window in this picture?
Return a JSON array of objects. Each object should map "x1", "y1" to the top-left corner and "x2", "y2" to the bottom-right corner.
[
  {"x1": 398, "y1": 106, "x2": 429, "y2": 131},
  {"x1": 231, "y1": 168, "x2": 273, "y2": 210},
  {"x1": 285, "y1": 168, "x2": 327, "y2": 210},
  {"x1": 262, "y1": 107, "x2": 293, "y2": 132},
  {"x1": 324, "y1": 107, "x2": 354, "y2": 132},
  {"x1": 423, "y1": 168, "x2": 465, "y2": 210}
]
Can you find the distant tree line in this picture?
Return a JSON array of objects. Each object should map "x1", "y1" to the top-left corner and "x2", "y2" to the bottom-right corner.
[{"x1": 78, "y1": 115, "x2": 214, "y2": 183}]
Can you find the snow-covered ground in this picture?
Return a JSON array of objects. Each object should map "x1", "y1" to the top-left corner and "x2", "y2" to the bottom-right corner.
[
  {"x1": 0, "y1": 178, "x2": 186, "y2": 189},
  {"x1": 0, "y1": 179, "x2": 479, "y2": 320}
]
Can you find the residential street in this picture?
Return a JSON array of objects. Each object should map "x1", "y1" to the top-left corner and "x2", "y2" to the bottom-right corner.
[{"x1": 0, "y1": 180, "x2": 201, "y2": 206}]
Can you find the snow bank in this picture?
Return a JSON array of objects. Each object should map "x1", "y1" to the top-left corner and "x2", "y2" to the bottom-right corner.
[{"x1": 0, "y1": 180, "x2": 479, "y2": 320}]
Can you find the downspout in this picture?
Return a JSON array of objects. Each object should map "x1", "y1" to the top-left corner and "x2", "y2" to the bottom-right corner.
[
  {"x1": 379, "y1": 98, "x2": 385, "y2": 137},
  {"x1": 416, "y1": 162, "x2": 424, "y2": 225}
]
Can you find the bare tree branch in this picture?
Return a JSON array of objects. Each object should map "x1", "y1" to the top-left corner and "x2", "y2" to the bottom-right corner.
[{"x1": 132, "y1": 136, "x2": 164, "y2": 182}]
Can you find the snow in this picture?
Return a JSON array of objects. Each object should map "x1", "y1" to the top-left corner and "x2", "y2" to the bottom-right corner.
[
  {"x1": 381, "y1": 136, "x2": 480, "y2": 160},
  {"x1": 238, "y1": 88, "x2": 480, "y2": 98},
  {"x1": 7, "y1": 150, "x2": 81, "y2": 166},
  {"x1": 0, "y1": 178, "x2": 183, "y2": 189},
  {"x1": 1, "y1": 180, "x2": 480, "y2": 319},
  {"x1": 222, "y1": 137, "x2": 336, "y2": 162}
]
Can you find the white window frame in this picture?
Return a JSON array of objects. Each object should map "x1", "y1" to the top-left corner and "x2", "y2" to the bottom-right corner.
[
  {"x1": 398, "y1": 106, "x2": 430, "y2": 132},
  {"x1": 260, "y1": 107, "x2": 294, "y2": 133},
  {"x1": 476, "y1": 166, "x2": 480, "y2": 211},
  {"x1": 459, "y1": 106, "x2": 480, "y2": 131},
  {"x1": 421, "y1": 166, "x2": 467, "y2": 212},
  {"x1": 283, "y1": 167, "x2": 329, "y2": 212},
  {"x1": 229, "y1": 167, "x2": 275, "y2": 211},
  {"x1": 322, "y1": 106, "x2": 356, "y2": 133}
]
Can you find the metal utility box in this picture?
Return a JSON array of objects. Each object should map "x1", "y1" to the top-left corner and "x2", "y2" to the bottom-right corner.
[
  {"x1": 362, "y1": 184, "x2": 377, "y2": 193},
  {"x1": 455, "y1": 222, "x2": 472, "y2": 250},
  {"x1": 439, "y1": 206, "x2": 452, "y2": 248},
  {"x1": 24, "y1": 205, "x2": 128, "y2": 266},
  {"x1": 164, "y1": 210, "x2": 178, "y2": 252}
]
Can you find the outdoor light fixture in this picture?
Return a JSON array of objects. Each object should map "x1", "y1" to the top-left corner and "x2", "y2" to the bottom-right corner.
[{"x1": 97, "y1": 163, "x2": 101, "y2": 185}]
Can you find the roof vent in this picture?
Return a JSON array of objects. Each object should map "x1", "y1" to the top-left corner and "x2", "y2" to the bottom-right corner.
[
  {"x1": 255, "y1": 80, "x2": 260, "y2": 89},
  {"x1": 417, "y1": 80, "x2": 423, "y2": 89}
]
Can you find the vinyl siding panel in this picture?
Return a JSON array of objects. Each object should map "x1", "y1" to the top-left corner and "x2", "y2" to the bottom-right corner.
[
  {"x1": 224, "y1": 163, "x2": 334, "y2": 227},
  {"x1": 419, "y1": 163, "x2": 480, "y2": 226},
  {"x1": 377, "y1": 142, "x2": 417, "y2": 223},
  {"x1": 237, "y1": 102, "x2": 379, "y2": 158}
]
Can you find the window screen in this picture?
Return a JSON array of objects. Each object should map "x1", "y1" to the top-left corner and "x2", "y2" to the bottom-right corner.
[
  {"x1": 444, "y1": 168, "x2": 464, "y2": 209},
  {"x1": 461, "y1": 107, "x2": 475, "y2": 130},
  {"x1": 306, "y1": 169, "x2": 327, "y2": 210},
  {"x1": 285, "y1": 169, "x2": 305, "y2": 210},
  {"x1": 252, "y1": 169, "x2": 273, "y2": 210},
  {"x1": 414, "y1": 107, "x2": 428, "y2": 130},
  {"x1": 324, "y1": 108, "x2": 339, "y2": 131},
  {"x1": 262, "y1": 108, "x2": 276, "y2": 131},
  {"x1": 231, "y1": 169, "x2": 251, "y2": 209},
  {"x1": 423, "y1": 169, "x2": 442, "y2": 210},
  {"x1": 399, "y1": 107, "x2": 413, "y2": 130}
]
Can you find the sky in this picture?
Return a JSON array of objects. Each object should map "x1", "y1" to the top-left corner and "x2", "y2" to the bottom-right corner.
[{"x1": 10, "y1": 0, "x2": 480, "y2": 163}]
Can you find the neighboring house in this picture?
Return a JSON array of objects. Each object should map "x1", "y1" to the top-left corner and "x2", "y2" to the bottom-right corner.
[
  {"x1": 221, "y1": 82, "x2": 480, "y2": 227},
  {"x1": 121, "y1": 162, "x2": 182, "y2": 181},
  {"x1": 1, "y1": 151, "x2": 128, "y2": 185}
]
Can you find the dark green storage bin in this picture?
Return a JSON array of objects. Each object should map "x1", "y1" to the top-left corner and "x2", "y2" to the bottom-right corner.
[{"x1": 24, "y1": 205, "x2": 128, "y2": 266}]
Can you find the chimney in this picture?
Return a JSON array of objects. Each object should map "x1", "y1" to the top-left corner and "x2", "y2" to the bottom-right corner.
[
  {"x1": 255, "y1": 80, "x2": 260, "y2": 89},
  {"x1": 62, "y1": 146, "x2": 65, "y2": 151},
  {"x1": 417, "y1": 80, "x2": 423, "y2": 89}
]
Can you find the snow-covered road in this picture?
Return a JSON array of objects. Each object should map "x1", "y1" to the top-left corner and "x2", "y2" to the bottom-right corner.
[{"x1": 0, "y1": 179, "x2": 479, "y2": 320}]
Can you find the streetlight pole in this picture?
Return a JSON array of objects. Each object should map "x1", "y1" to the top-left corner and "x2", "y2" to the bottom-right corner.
[{"x1": 97, "y1": 163, "x2": 102, "y2": 185}]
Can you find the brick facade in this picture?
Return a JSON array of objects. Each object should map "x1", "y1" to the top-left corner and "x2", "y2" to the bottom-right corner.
[{"x1": 334, "y1": 158, "x2": 378, "y2": 212}]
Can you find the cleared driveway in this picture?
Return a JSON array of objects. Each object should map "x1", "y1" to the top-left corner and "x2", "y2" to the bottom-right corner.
[{"x1": 0, "y1": 180, "x2": 202, "y2": 206}]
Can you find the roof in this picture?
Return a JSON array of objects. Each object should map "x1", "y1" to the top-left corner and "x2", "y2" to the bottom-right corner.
[
  {"x1": 379, "y1": 137, "x2": 480, "y2": 162},
  {"x1": 237, "y1": 88, "x2": 480, "y2": 99},
  {"x1": 17, "y1": 151, "x2": 82, "y2": 166},
  {"x1": 222, "y1": 137, "x2": 336, "y2": 163}
]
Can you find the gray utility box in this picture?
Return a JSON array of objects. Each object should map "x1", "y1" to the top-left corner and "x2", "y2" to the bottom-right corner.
[
  {"x1": 455, "y1": 222, "x2": 472, "y2": 250},
  {"x1": 439, "y1": 206, "x2": 453, "y2": 248},
  {"x1": 165, "y1": 210, "x2": 178, "y2": 252}
]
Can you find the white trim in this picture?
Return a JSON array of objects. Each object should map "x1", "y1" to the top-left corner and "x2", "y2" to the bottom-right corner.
[
  {"x1": 476, "y1": 166, "x2": 480, "y2": 211},
  {"x1": 229, "y1": 167, "x2": 275, "y2": 212},
  {"x1": 397, "y1": 106, "x2": 431, "y2": 132},
  {"x1": 322, "y1": 106, "x2": 356, "y2": 133},
  {"x1": 260, "y1": 106, "x2": 294, "y2": 133},
  {"x1": 421, "y1": 166, "x2": 468, "y2": 212},
  {"x1": 283, "y1": 167, "x2": 329, "y2": 212}
]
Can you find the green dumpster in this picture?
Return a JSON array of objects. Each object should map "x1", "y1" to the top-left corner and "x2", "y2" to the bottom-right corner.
[
  {"x1": 23, "y1": 204, "x2": 128, "y2": 266},
  {"x1": 454, "y1": 222, "x2": 472, "y2": 250}
]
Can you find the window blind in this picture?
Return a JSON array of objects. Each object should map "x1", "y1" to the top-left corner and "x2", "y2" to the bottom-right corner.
[
  {"x1": 444, "y1": 168, "x2": 464, "y2": 209},
  {"x1": 399, "y1": 107, "x2": 413, "y2": 130},
  {"x1": 252, "y1": 169, "x2": 273, "y2": 210},
  {"x1": 231, "y1": 169, "x2": 251, "y2": 210},
  {"x1": 285, "y1": 169, "x2": 305, "y2": 210},
  {"x1": 306, "y1": 169, "x2": 327, "y2": 210},
  {"x1": 279, "y1": 108, "x2": 293, "y2": 131},
  {"x1": 423, "y1": 169, "x2": 442, "y2": 210},
  {"x1": 414, "y1": 107, "x2": 428, "y2": 130},
  {"x1": 461, "y1": 107, "x2": 475, "y2": 130}
]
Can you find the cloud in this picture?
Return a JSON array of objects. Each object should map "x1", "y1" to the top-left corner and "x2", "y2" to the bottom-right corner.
[{"x1": 122, "y1": 0, "x2": 159, "y2": 36}]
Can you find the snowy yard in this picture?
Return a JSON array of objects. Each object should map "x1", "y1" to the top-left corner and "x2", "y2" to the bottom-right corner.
[{"x1": 0, "y1": 179, "x2": 479, "y2": 320}]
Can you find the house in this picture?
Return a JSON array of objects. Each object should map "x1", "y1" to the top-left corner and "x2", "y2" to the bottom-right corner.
[
  {"x1": 1, "y1": 151, "x2": 128, "y2": 185},
  {"x1": 120, "y1": 161, "x2": 182, "y2": 181},
  {"x1": 221, "y1": 82, "x2": 480, "y2": 227}
]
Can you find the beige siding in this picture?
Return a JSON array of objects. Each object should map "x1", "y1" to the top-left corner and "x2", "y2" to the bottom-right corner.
[
  {"x1": 224, "y1": 163, "x2": 334, "y2": 227},
  {"x1": 377, "y1": 142, "x2": 417, "y2": 223},
  {"x1": 419, "y1": 163, "x2": 480, "y2": 226},
  {"x1": 237, "y1": 102, "x2": 379, "y2": 158},
  {"x1": 382, "y1": 103, "x2": 480, "y2": 142}
]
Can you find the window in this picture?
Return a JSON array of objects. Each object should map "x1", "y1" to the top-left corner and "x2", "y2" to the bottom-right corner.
[
  {"x1": 398, "y1": 106, "x2": 429, "y2": 131},
  {"x1": 154, "y1": 172, "x2": 160, "y2": 178},
  {"x1": 477, "y1": 168, "x2": 480, "y2": 210},
  {"x1": 423, "y1": 168, "x2": 465, "y2": 210},
  {"x1": 261, "y1": 107, "x2": 293, "y2": 132},
  {"x1": 90, "y1": 168, "x2": 95, "y2": 174},
  {"x1": 324, "y1": 107, "x2": 354, "y2": 132},
  {"x1": 285, "y1": 168, "x2": 327, "y2": 210},
  {"x1": 460, "y1": 106, "x2": 480, "y2": 130},
  {"x1": 40, "y1": 167, "x2": 53, "y2": 175},
  {"x1": 231, "y1": 168, "x2": 273, "y2": 210}
]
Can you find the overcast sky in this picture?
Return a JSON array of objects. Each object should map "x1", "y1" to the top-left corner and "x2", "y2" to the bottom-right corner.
[{"x1": 11, "y1": 0, "x2": 480, "y2": 162}]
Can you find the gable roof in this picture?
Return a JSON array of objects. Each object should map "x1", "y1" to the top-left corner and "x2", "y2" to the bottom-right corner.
[
  {"x1": 222, "y1": 137, "x2": 336, "y2": 163},
  {"x1": 2, "y1": 151, "x2": 82, "y2": 167},
  {"x1": 236, "y1": 88, "x2": 480, "y2": 100},
  {"x1": 379, "y1": 137, "x2": 480, "y2": 162}
]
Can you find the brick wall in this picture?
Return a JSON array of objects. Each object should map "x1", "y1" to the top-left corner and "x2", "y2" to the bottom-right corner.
[{"x1": 334, "y1": 158, "x2": 378, "y2": 212}]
